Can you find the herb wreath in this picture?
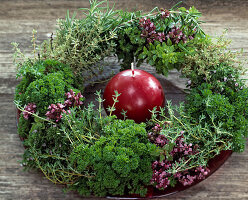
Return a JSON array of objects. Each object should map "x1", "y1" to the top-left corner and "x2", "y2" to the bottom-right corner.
[{"x1": 13, "y1": 0, "x2": 248, "y2": 197}]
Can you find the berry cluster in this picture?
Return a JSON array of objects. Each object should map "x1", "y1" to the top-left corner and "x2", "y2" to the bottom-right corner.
[
  {"x1": 46, "y1": 89, "x2": 83, "y2": 122},
  {"x1": 64, "y1": 89, "x2": 83, "y2": 108},
  {"x1": 150, "y1": 160, "x2": 172, "y2": 189},
  {"x1": 175, "y1": 166, "x2": 210, "y2": 186},
  {"x1": 45, "y1": 103, "x2": 67, "y2": 122},
  {"x1": 166, "y1": 26, "x2": 187, "y2": 44},
  {"x1": 148, "y1": 124, "x2": 168, "y2": 147},
  {"x1": 172, "y1": 134, "x2": 195, "y2": 156},
  {"x1": 23, "y1": 103, "x2": 37, "y2": 119},
  {"x1": 139, "y1": 17, "x2": 166, "y2": 43},
  {"x1": 148, "y1": 125, "x2": 210, "y2": 189}
]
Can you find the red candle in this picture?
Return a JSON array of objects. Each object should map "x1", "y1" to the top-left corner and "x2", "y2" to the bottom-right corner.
[{"x1": 103, "y1": 69, "x2": 165, "y2": 123}]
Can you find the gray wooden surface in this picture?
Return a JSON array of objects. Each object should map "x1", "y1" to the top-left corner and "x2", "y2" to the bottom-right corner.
[{"x1": 0, "y1": 0, "x2": 247, "y2": 199}]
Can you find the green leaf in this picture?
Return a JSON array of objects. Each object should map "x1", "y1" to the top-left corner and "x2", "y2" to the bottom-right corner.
[
  {"x1": 153, "y1": 55, "x2": 157, "y2": 61},
  {"x1": 149, "y1": 59, "x2": 155, "y2": 66},
  {"x1": 179, "y1": 7, "x2": 187, "y2": 12},
  {"x1": 160, "y1": 154, "x2": 165, "y2": 162},
  {"x1": 167, "y1": 39, "x2": 172, "y2": 46}
]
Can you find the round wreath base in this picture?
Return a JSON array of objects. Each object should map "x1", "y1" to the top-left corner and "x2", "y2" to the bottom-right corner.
[{"x1": 16, "y1": 78, "x2": 232, "y2": 199}]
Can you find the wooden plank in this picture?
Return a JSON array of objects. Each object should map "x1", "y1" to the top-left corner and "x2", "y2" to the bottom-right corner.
[
  {"x1": 0, "y1": 1, "x2": 248, "y2": 200},
  {"x1": 0, "y1": 20, "x2": 56, "y2": 34}
]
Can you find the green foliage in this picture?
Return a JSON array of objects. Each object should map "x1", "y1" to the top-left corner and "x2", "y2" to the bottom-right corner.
[
  {"x1": 172, "y1": 6, "x2": 204, "y2": 35},
  {"x1": 150, "y1": 102, "x2": 233, "y2": 173},
  {"x1": 15, "y1": 76, "x2": 33, "y2": 104},
  {"x1": 16, "y1": 59, "x2": 73, "y2": 81},
  {"x1": 19, "y1": 96, "x2": 157, "y2": 197},
  {"x1": 22, "y1": 120, "x2": 76, "y2": 181},
  {"x1": 22, "y1": 72, "x2": 73, "y2": 115},
  {"x1": 70, "y1": 119, "x2": 157, "y2": 197},
  {"x1": 139, "y1": 40, "x2": 185, "y2": 76},
  {"x1": 15, "y1": 59, "x2": 76, "y2": 104},
  {"x1": 18, "y1": 115, "x2": 31, "y2": 139},
  {"x1": 14, "y1": 59, "x2": 81, "y2": 141},
  {"x1": 13, "y1": 1, "x2": 206, "y2": 80},
  {"x1": 115, "y1": 12, "x2": 146, "y2": 70},
  {"x1": 186, "y1": 83, "x2": 248, "y2": 152},
  {"x1": 59, "y1": 103, "x2": 107, "y2": 146},
  {"x1": 186, "y1": 83, "x2": 234, "y2": 121},
  {"x1": 181, "y1": 34, "x2": 248, "y2": 152},
  {"x1": 21, "y1": 102, "x2": 108, "y2": 186},
  {"x1": 181, "y1": 34, "x2": 244, "y2": 86},
  {"x1": 12, "y1": 30, "x2": 38, "y2": 73},
  {"x1": 115, "y1": 4, "x2": 205, "y2": 73},
  {"x1": 40, "y1": 0, "x2": 120, "y2": 80}
]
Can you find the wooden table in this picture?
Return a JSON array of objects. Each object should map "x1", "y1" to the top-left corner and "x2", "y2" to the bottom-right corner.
[{"x1": 0, "y1": 0, "x2": 247, "y2": 199}]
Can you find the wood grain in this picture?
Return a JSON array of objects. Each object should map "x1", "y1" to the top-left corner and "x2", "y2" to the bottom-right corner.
[{"x1": 0, "y1": 1, "x2": 247, "y2": 199}]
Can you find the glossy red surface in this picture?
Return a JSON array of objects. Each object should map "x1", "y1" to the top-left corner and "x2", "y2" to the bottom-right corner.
[{"x1": 103, "y1": 69, "x2": 165, "y2": 123}]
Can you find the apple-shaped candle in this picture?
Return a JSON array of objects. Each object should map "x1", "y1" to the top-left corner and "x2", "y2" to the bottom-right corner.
[{"x1": 103, "y1": 66, "x2": 165, "y2": 123}]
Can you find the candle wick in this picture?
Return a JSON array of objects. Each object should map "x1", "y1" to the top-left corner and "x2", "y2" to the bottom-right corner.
[{"x1": 131, "y1": 63, "x2": 134, "y2": 77}]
